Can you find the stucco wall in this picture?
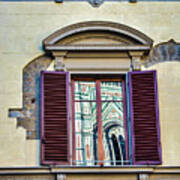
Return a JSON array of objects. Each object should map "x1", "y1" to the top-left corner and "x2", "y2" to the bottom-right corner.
[
  {"x1": 144, "y1": 62, "x2": 180, "y2": 166},
  {"x1": 0, "y1": 1, "x2": 180, "y2": 166}
]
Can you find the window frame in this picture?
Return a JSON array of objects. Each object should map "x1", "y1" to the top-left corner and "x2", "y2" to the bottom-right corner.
[
  {"x1": 71, "y1": 74, "x2": 129, "y2": 166},
  {"x1": 40, "y1": 71, "x2": 161, "y2": 166}
]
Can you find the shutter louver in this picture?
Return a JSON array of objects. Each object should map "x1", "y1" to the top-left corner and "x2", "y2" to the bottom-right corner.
[
  {"x1": 41, "y1": 71, "x2": 70, "y2": 165},
  {"x1": 129, "y1": 71, "x2": 161, "y2": 165}
]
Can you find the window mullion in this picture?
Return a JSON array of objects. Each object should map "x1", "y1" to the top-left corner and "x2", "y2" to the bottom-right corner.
[{"x1": 96, "y1": 80, "x2": 105, "y2": 165}]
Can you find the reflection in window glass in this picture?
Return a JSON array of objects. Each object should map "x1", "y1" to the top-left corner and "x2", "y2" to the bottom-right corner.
[
  {"x1": 75, "y1": 102, "x2": 97, "y2": 166},
  {"x1": 74, "y1": 81, "x2": 96, "y2": 101},
  {"x1": 101, "y1": 81, "x2": 123, "y2": 101},
  {"x1": 74, "y1": 80, "x2": 126, "y2": 166},
  {"x1": 102, "y1": 102, "x2": 126, "y2": 165}
]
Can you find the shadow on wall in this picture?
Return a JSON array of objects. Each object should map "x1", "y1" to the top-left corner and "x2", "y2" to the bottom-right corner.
[{"x1": 9, "y1": 55, "x2": 52, "y2": 140}]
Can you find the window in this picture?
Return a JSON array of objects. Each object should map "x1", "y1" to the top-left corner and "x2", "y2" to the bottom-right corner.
[
  {"x1": 40, "y1": 71, "x2": 161, "y2": 166},
  {"x1": 72, "y1": 75, "x2": 127, "y2": 166}
]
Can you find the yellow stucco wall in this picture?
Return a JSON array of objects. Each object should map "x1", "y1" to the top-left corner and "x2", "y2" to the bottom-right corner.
[
  {"x1": 144, "y1": 62, "x2": 180, "y2": 166},
  {"x1": 0, "y1": 1, "x2": 180, "y2": 166}
]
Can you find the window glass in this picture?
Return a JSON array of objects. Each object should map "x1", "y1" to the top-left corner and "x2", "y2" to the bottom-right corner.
[
  {"x1": 74, "y1": 81, "x2": 96, "y2": 101},
  {"x1": 74, "y1": 79, "x2": 126, "y2": 166},
  {"x1": 101, "y1": 81, "x2": 123, "y2": 101},
  {"x1": 74, "y1": 101, "x2": 97, "y2": 165},
  {"x1": 102, "y1": 102, "x2": 126, "y2": 165}
]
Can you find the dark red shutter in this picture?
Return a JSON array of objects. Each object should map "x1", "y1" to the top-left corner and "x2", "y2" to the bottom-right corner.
[
  {"x1": 129, "y1": 70, "x2": 161, "y2": 165},
  {"x1": 41, "y1": 71, "x2": 70, "y2": 165}
]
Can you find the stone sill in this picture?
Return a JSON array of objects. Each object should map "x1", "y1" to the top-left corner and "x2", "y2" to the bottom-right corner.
[{"x1": 0, "y1": 166, "x2": 180, "y2": 175}]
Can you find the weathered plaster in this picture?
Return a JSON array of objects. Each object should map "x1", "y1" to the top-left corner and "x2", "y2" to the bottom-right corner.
[
  {"x1": 9, "y1": 55, "x2": 52, "y2": 139},
  {"x1": 145, "y1": 39, "x2": 180, "y2": 67}
]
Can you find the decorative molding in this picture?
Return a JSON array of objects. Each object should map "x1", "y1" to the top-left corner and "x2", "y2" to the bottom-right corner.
[
  {"x1": 43, "y1": 21, "x2": 153, "y2": 48},
  {"x1": 132, "y1": 57, "x2": 141, "y2": 71},
  {"x1": 145, "y1": 39, "x2": 180, "y2": 67},
  {"x1": 128, "y1": 51, "x2": 144, "y2": 71},
  {"x1": 54, "y1": 56, "x2": 66, "y2": 71},
  {"x1": 46, "y1": 45, "x2": 151, "y2": 51}
]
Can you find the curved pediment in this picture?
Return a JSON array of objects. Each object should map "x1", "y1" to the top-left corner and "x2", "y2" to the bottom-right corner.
[
  {"x1": 43, "y1": 21, "x2": 153, "y2": 52},
  {"x1": 55, "y1": 31, "x2": 133, "y2": 45}
]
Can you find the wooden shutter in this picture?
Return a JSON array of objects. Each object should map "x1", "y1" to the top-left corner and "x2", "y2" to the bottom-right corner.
[
  {"x1": 41, "y1": 71, "x2": 70, "y2": 165},
  {"x1": 129, "y1": 71, "x2": 161, "y2": 165}
]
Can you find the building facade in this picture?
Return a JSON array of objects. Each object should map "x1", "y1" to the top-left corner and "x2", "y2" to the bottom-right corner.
[{"x1": 0, "y1": 0, "x2": 180, "y2": 179}]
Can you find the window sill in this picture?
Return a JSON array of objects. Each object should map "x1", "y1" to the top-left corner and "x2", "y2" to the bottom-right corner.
[
  {"x1": 51, "y1": 166, "x2": 180, "y2": 174},
  {"x1": 0, "y1": 166, "x2": 180, "y2": 175}
]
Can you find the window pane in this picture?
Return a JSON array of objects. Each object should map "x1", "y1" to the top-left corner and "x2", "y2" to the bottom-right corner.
[
  {"x1": 101, "y1": 81, "x2": 123, "y2": 101},
  {"x1": 74, "y1": 81, "x2": 96, "y2": 101},
  {"x1": 101, "y1": 102, "x2": 126, "y2": 165},
  {"x1": 75, "y1": 102, "x2": 97, "y2": 165}
]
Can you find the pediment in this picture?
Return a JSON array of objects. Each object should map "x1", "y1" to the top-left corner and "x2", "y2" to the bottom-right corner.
[
  {"x1": 55, "y1": 31, "x2": 138, "y2": 46},
  {"x1": 43, "y1": 21, "x2": 153, "y2": 52}
]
